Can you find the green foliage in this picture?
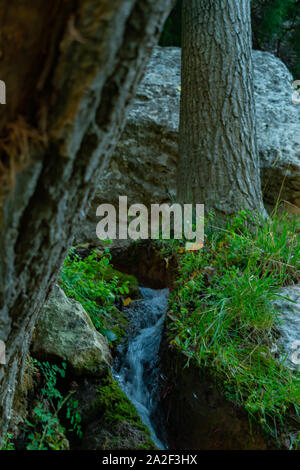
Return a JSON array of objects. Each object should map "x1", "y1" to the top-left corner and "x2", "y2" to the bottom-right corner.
[
  {"x1": 159, "y1": 0, "x2": 182, "y2": 47},
  {"x1": 252, "y1": 0, "x2": 296, "y2": 38},
  {"x1": 0, "y1": 433, "x2": 15, "y2": 450},
  {"x1": 60, "y1": 249, "x2": 130, "y2": 340},
  {"x1": 164, "y1": 211, "x2": 300, "y2": 445},
  {"x1": 160, "y1": 0, "x2": 300, "y2": 77},
  {"x1": 25, "y1": 360, "x2": 82, "y2": 450},
  {"x1": 252, "y1": 0, "x2": 300, "y2": 77}
]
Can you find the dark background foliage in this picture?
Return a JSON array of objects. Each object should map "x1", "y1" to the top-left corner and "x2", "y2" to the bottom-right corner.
[{"x1": 159, "y1": 0, "x2": 300, "y2": 78}]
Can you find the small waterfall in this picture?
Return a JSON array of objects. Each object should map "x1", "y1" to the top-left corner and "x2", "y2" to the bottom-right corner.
[{"x1": 113, "y1": 287, "x2": 169, "y2": 449}]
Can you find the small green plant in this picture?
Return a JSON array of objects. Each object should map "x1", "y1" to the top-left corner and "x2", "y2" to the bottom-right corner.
[
  {"x1": 25, "y1": 360, "x2": 82, "y2": 450},
  {"x1": 60, "y1": 249, "x2": 130, "y2": 340},
  {"x1": 1, "y1": 433, "x2": 15, "y2": 450}
]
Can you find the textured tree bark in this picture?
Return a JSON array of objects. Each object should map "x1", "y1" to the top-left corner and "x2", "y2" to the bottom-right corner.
[
  {"x1": 0, "y1": 0, "x2": 175, "y2": 441},
  {"x1": 177, "y1": 0, "x2": 264, "y2": 217}
]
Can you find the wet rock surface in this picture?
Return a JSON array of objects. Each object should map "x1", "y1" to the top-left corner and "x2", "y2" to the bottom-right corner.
[{"x1": 159, "y1": 345, "x2": 273, "y2": 450}]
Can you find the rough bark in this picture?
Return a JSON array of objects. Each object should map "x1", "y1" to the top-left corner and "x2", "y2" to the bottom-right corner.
[
  {"x1": 0, "y1": 0, "x2": 174, "y2": 441},
  {"x1": 177, "y1": 0, "x2": 264, "y2": 217}
]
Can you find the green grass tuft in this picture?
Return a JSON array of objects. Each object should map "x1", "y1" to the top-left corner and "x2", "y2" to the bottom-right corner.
[{"x1": 164, "y1": 210, "x2": 300, "y2": 447}]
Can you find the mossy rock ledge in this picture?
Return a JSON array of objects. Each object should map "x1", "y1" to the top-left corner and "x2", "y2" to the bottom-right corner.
[{"x1": 72, "y1": 372, "x2": 157, "y2": 450}]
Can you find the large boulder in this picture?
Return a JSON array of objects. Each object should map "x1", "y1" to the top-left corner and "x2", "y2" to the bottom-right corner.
[
  {"x1": 32, "y1": 285, "x2": 112, "y2": 376},
  {"x1": 273, "y1": 285, "x2": 300, "y2": 371},
  {"x1": 254, "y1": 53, "x2": 300, "y2": 210},
  {"x1": 77, "y1": 47, "x2": 300, "y2": 244}
]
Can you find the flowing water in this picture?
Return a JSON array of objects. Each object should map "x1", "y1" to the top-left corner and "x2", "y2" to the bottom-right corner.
[{"x1": 113, "y1": 287, "x2": 169, "y2": 449}]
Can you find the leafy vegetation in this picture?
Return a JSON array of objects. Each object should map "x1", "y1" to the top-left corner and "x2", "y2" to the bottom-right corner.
[
  {"x1": 25, "y1": 360, "x2": 81, "y2": 450},
  {"x1": 1, "y1": 433, "x2": 15, "y2": 451},
  {"x1": 252, "y1": 0, "x2": 300, "y2": 77},
  {"x1": 160, "y1": 0, "x2": 300, "y2": 77},
  {"x1": 162, "y1": 211, "x2": 300, "y2": 446},
  {"x1": 1, "y1": 359, "x2": 82, "y2": 451},
  {"x1": 60, "y1": 249, "x2": 134, "y2": 342}
]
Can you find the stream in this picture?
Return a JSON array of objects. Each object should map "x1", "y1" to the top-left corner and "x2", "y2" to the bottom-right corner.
[{"x1": 113, "y1": 287, "x2": 169, "y2": 450}]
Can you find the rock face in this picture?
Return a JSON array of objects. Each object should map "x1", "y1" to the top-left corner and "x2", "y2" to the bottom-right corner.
[
  {"x1": 274, "y1": 285, "x2": 300, "y2": 371},
  {"x1": 160, "y1": 344, "x2": 271, "y2": 450},
  {"x1": 254, "y1": 53, "x2": 300, "y2": 210},
  {"x1": 0, "y1": 1, "x2": 175, "y2": 441},
  {"x1": 32, "y1": 286, "x2": 112, "y2": 376},
  {"x1": 77, "y1": 47, "x2": 300, "y2": 243}
]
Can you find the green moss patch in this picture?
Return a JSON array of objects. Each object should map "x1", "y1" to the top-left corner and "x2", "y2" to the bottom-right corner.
[{"x1": 86, "y1": 373, "x2": 156, "y2": 450}]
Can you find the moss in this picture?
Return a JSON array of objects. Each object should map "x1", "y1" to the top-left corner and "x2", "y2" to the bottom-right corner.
[{"x1": 87, "y1": 372, "x2": 156, "y2": 450}]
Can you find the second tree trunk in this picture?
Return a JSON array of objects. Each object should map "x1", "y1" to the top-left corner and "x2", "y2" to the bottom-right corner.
[{"x1": 178, "y1": 0, "x2": 264, "y2": 218}]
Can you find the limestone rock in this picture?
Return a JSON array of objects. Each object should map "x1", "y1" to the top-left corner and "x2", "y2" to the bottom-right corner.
[
  {"x1": 274, "y1": 285, "x2": 300, "y2": 371},
  {"x1": 32, "y1": 285, "x2": 112, "y2": 376},
  {"x1": 254, "y1": 51, "x2": 300, "y2": 210},
  {"x1": 77, "y1": 47, "x2": 300, "y2": 243}
]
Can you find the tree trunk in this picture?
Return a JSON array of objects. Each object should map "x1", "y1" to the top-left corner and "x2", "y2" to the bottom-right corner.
[
  {"x1": 0, "y1": 0, "x2": 174, "y2": 441},
  {"x1": 177, "y1": 0, "x2": 264, "y2": 218}
]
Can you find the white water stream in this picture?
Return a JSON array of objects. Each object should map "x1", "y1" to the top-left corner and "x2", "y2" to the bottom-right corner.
[{"x1": 113, "y1": 287, "x2": 169, "y2": 449}]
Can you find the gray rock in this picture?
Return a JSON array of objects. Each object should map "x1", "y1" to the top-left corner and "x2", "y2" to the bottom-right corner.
[
  {"x1": 274, "y1": 285, "x2": 300, "y2": 370},
  {"x1": 254, "y1": 52, "x2": 300, "y2": 209},
  {"x1": 32, "y1": 286, "x2": 112, "y2": 376},
  {"x1": 76, "y1": 47, "x2": 300, "y2": 243}
]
